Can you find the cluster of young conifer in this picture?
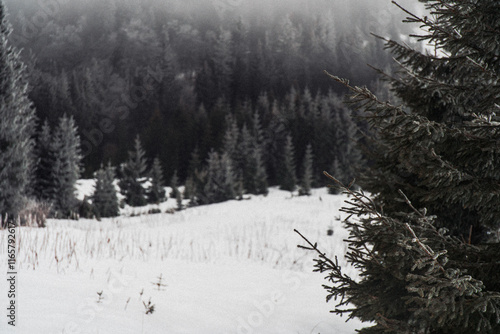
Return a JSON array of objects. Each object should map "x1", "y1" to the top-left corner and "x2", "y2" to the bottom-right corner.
[
  {"x1": 80, "y1": 136, "x2": 168, "y2": 219},
  {"x1": 34, "y1": 117, "x2": 82, "y2": 218},
  {"x1": 299, "y1": 1, "x2": 500, "y2": 333},
  {"x1": 183, "y1": 111, "x2": 319, "y2": 205},
  {"x1": 117, "y1": 136, "x2": 166, "y2": 207}
]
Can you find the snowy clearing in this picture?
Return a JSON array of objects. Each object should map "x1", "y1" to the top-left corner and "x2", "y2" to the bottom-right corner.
[{"x1": 1, "y1": 187, "x2": 365, "y2": 333}]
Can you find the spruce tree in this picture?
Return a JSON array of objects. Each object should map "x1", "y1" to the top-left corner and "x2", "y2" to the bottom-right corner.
[
  {"x1": 327, "y1": 157, "x2": 343, "y2": 195},
  {"x1": 183, "y1": 175, "x2": 195, "y2": 204},
  {"x1": 238, "y1": 124, "x2": 255, "y2": 193},
  {"x1": 0, "y1": 1, "x2": 36, "y2": 219},
  {"x1": 222, "y1": 114, "x2": 239, "y2": 161},
  {"x1": 250, "y1": 146, "x2": 268, "y2": 195},
  {"x1": 299, "y1": 143, "x2": 313, "y2": 196},
  {"x1": 169, "y1": 169, "x2": 179, "y2": 200},
  {"x1": 148, "y1": 157, "x2": 166, "y2": 204},
  {"x1": 251, "y1": 111, "x2": 265, "y2": 150},
  {"x1": 50, "y1": 114, "x2": 82, "y2": 217},
  {"x1": 175, "y1": 188, "x2": 183, "y2": 211},
  {"x1": 119, "y1": 135, "x2": 147, "y2": 207},
  {"x1": 33, "y1": 120, "x2": 54, "y2": 202},
  {"x1": 279, "y1": 134, "x2": 297, "y2": 192},
  {"x1": 92, "y1": 163, "x2": 119, "y2": 218},
  {"x1": 202, "y1": 150, "x2": 236, "y2": 204},
  {"x1": 299, "y1": 2, "x2": 500, "y2": 333}
]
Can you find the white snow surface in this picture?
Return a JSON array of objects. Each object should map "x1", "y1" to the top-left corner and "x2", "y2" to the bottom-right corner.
[{"x1": 1, "y1": 187, "x2": 366, "y2": 334}]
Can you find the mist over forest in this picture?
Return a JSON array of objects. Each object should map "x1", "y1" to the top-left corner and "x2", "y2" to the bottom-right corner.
[{"x1": 5, "y1": 0, "x2": 423, "y2": 184}]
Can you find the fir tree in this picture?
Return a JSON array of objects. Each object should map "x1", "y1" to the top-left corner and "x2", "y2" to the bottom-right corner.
[
  {"x1": 279, "y1": 134, "x2": 297, "y2": 192},
  {"x1": 175, "y1": 188, "x2": 183, "y2": 211},
  {"x1": 169, "y1": 169, "x2": 179, "y2": 200},
  {"x1": 119, "y1": 136, "x2": 147, "y2": 207},
  {"x1": 238, "y1": 124, "x2": 254, "y2": 192},
  {"x1": 299, "y1": 144, "x2": 313, "y2": 196},
  {"x1": 148, "y1": 157, "x2": 166, "y2": 204},
  {"x1": 92, "y1": 163, "x2": 119, "y2": 218},
  {"x1": 50, "y1": 114, "x2": 82, "y2": 217},
  {"x1": 250, "y1": 146, "x2": 268, "y2": 195},
  {"x1": 183, "y1": 175, "x2": 195, "y2": 204},
  {"x1": 300, "y1": 2, "x2": 500, "y2": 333},
  {"x1": 251, "y1": 111, "x2": 265, "y2": 150},
  {"x1": 0, "y1": 2, "x2": 36, "y2": 220},
  {"x1": 187, "y1": 146, "x2": 202, "y2": 179},
  {"x1": 202, "y1": 150, "x2": 236, "y2": 204},
  {"x1": 222, "y1": 114, "x2": 239, "y2": 161},
  {"x1": 327, "y1": 158, "x2": 343, "y2": 195},
  {"x1": 33, "y1": 120, "x2": 54, "y2": 202}
]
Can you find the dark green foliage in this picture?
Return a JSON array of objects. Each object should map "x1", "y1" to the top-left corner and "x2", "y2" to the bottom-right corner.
[
  {"x1": 299, "y1": 144, "x2": 313, "y2": 196},
  {"x1": 199, "y1": 150, "x2": 236, "y2": 204},
  {"x1": 249, "y1": 146, "x2": 268, "y2": 196},
  {"x1": 10, "y1": 0, "x2": 413, "y2": 180},
  {"x1": 353, "y1": 1, "x2": 500, "y2": 243},
  {"x1": 119, "y1": 136, "x2": 147, "y2": 207},
  {"x1": 301, "y1": 1, "x2": 500, "y2": 333},
  {"x1": 50, "y1": 114, "x2": 82, "y2": 217},
  {"x1": 169, "y1": 169, "x2": 180, "y2": 200},
  {"x1": 222, "y1": 114, "x2": 239, "y2": 160},
  {"x1": 175, "y1": 188, "x2": 183, "y2": 211},
  {"x1": 33, "y1": 116, "x2": 83, "y2": 218},
  {"x1": 327, "y1": 158, "x2": 343, "y2": 195},
  {"x1": 235, "y1": 175, "x2": 244, "y2": 200},
  {"x1": 78, "y1": 196, "x2": 94, "y2": 220},
  {"x1": 221, "y1": 113, "x2": 268, "y2": 196},
  {"x1": 183, "y1": 175, "x2": 195, "y2": 203},
  {"x1": 238, "y1": 125, "x2": 266, "y2": 195},
  {"x1": 279, "y1": 134, "x2": 297, "y2": 192},
  {"x1": 0, "y1": 1, "x2": 36, "y2": 219},
  {"x1": 187, "y1": 146, "x2": 202, "y2": 180},
  {"x1": 92, "y1": 163, "x2": 119, "y2": 218},
  {"x1": 299, "y1": 175, "x2": 500, "y2": 334},
  {"x1": 33, "y1": 120, "x2": 53, "y2": 201},
  {"x1": 147, "y1": 157, "x2": 166, "y2": 204}
]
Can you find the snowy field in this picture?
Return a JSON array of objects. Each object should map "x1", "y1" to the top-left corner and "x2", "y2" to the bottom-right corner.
[{"x1": 0, "y1": 186, "x2": 365, "y2": 334}]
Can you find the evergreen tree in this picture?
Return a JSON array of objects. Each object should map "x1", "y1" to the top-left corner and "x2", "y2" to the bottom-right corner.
[
  {"x1": 0, "y1": 1, "x2": 36, "y2": 219},
  {"x1": 202, "y1": 150, "x2": 236, "y2": 204},
  {"x1": 279, "y1": 134, "x2": 297, "y2": 192},
  {"x1": 235, "y1": 175, "x2": 244, "y2": 200},
  {"x1": 222, "y1": 114, "x2": 239, "y2": 161},
  {"x1": 92, "y1": 163, "x2": 119, "y2": 218},
  {"x1": 251, "y1": 111, "x2": 265, "y2": 149},
  {"x1": 183, "y1": 175, "x2": 195, "y2": 203},
  {"x1": 169, "y1": 169, "x2": 179, "y2": 200},
  {"x1": 299, "y1": 144, "x2": 313, "y2": 196},
  {"x1": 33, "y1": 120, "x2": 54, "y2": 202},
  {"x1": 238, "y1": 124, "x2": 254, "y2": 192},
  {"x1": 327, "y1": 157, "x2": 343, "y2": 195},
  {"x1": 175, "y1": 188, "x2": 183, "y2": 211},
  {"x1": 119, "y1": 136, "x2": 147, "y2": 207},
  {"x1": 50, "y1": 114, "x2": 82, "y2": 217},
  {"x1": 250, "y1": 146, "x2": 268, "y2": 196},
  {"x1": 300, "y1": 2, "x2": 500, "y2": 333},
  {"x1": 187, "y1": 146, "x2": 202, "y2": 179},
  {"x1": 148, "y1": 157, "x2": 166, "y2": 204},
  {"x1": 266, "y1": 101, "x2": 288, "y2": 185}
]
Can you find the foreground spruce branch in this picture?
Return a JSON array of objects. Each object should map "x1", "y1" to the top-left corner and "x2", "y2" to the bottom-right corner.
[
  {"x1": 296, "y1": 172, "x2": 500, "y2": 333},
  {"x1": 296, "y1": 1, "x2": 500, "y2": 332}
]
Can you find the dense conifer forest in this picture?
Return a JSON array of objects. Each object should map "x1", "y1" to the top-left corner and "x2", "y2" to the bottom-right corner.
[{"x1": 5, "y1": 0, "x2": 417, "y2": 185}]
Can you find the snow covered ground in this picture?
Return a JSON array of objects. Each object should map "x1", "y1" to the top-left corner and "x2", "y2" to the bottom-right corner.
[{"x1": 0, "y1": 186, "x2": 365, "y2": 333}]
